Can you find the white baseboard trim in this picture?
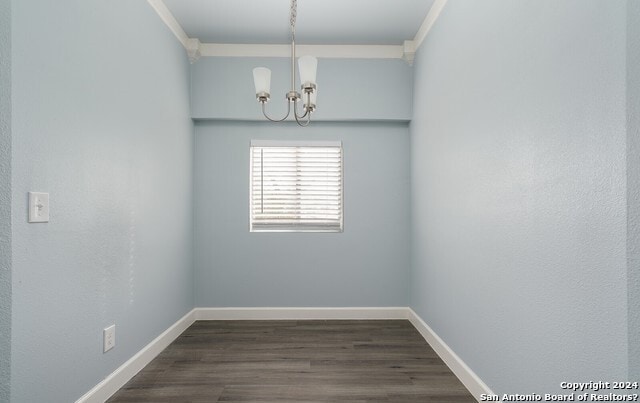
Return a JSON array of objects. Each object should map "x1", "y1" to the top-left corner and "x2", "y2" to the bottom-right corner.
[
  {"x1": 194, "y1": 307, "x2": 410, "y2": 320},
  {"x1": 76, "y1": 307, "x2": 495, "y2": 403},
  {"x1": 75, "y1": 309, "x2": 196, "y2": 403},
  {"x1": 407, "y1": 308, "x2": 496, "y2": 402}
]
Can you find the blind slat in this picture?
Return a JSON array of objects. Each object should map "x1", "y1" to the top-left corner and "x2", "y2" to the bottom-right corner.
[{"x1": 250, "y1": 143, "x2": 343, "y2": 232}]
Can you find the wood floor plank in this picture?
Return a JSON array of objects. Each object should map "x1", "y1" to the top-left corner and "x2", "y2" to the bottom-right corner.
[{"x1": 107, "y1": 320, "x2": 475, "y2": 403}]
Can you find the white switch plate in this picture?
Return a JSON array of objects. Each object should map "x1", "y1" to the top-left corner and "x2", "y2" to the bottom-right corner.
[
  {"x1": 28, "y1": 192, "x2": 49, "y2": 223},
  {"x1": 103, "y1": 325, "x2": 115, "y2": 353}
]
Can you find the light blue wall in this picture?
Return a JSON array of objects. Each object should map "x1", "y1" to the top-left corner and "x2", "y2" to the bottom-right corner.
[
  {"x1": 410, "y1": 0, "x2": 628, "y2": 394},
  {"x1": 0, "y1": 0, "x2": 11, "y2": 401},
  {"x1": 191, "y1": 57, "x2": 413, "y2": 121},
  {"x1": 10, "y1": 1, "x2": 194, "y2": 402},
  {"x1": 628, "y1": 0, "x2": 640, "y2": 380},
  {"x1": 195, "y1": 121, "x2": 410, "y2": 307}
]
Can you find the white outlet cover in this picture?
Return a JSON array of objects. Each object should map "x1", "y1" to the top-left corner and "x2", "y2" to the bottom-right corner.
[
  {"x1": 103, "y1": 325, "x2": 115, "y2": 353},
  {"x1": 28, "y1": 192, "x2": 49, "y2": 223}
]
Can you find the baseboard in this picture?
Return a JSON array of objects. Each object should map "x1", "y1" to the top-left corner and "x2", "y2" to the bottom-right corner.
[
  {"x1": 76, "y1": 307, "x2": 495, "y2": 403},
  {"x1": 194, "y1": 306, "x2": 410, "y2": 320},
  {"x1": 407, "y1": 308, "x2": 496, "y2": 402},
  {"x1": 75, "y1": 309, "x2": 196, "y2": 403}
]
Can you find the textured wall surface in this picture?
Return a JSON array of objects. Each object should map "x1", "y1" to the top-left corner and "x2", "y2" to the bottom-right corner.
[
  {"x1": 191, "y1": 57, "x2": 413, "y2": 121},
  {"x1": 10, "y1": 1, "x2": 194, "y2": 402},
  {"x1": 410, "y1": 0, "x2": 628, "y2": 394},
  {"x1": 195, "y1": 121, "x2": 410, "y2": 307},
  {"x1": 0, "y1": 0, "x2": 11, "y2": 401},
  {"x1": 628, "y1": 0, "x2": 640, "y2": 381}
]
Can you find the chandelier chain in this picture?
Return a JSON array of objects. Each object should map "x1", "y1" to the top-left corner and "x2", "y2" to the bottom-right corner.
[{"x1": 290, "y1": 0, "x2": 297, "y2": 33}]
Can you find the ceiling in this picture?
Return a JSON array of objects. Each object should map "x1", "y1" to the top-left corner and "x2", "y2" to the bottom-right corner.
[{"x1": 161, "y1": 0, "x2": 437, "y2": 45}]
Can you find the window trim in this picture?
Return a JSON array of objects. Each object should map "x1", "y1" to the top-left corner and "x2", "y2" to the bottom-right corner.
[{"x1": 249, "y1": 140, "x2": 344, "y2": 233}]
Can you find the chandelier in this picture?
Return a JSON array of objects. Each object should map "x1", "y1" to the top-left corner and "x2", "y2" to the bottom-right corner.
[{"x1": 252, "y1": 0, "x2": 318, "y2": 127}]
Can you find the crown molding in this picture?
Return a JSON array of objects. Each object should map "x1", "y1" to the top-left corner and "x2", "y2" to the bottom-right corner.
[
  {"x1": 200, "y1": 43, "x2": 403, "y2": 59},
  {"x1": 403, "y1": 40, "x2": 416, "y2": 65},
  {"x1": 186, "y1": 38, "x2": 202, "y2": 63},
  {"x1": 147, "y1": 0, "x2": 448, "y2": 62},
  {"x1": 147, "y1": 0, "x2": 189, "y2": 48},
  {"x1": 413, "y1": 0, "x2": 449, "y2": 49}
]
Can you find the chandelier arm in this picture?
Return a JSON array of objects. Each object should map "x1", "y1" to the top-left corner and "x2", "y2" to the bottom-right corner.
[
  {"x1": 293, "y1": 98, "x2": 303, "y2": 118},
  {"x1": 295, "y1": 113, "x2": 312, "y2": 127},
  {"x1": 293, "y1": 100, "x2": 311, "y2": 127},
  {"x1": 294, "y1": 91, "x2": 313, "y2": 120},
  {"x1": 293, "y1": 99, "x2": 309, "y2": 120},
  {"x1": 297, "y1": 108, "x2": 309, "y2": 120},
  {"x1": 261, "y1": 101, "x2": 292, "y2": 122},
  {"x1": 304, "y1": 90, "x2": 312, "y2": 115}
]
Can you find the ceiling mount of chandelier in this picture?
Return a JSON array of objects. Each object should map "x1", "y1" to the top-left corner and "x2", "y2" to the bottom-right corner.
[{"x1": 252, "y1": 0, "x2": 318, "y2": 127}]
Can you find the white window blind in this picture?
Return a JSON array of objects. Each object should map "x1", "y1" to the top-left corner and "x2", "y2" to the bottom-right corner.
[{"x1": 250, "y1": 140, "x2": 343, "y2": 232}]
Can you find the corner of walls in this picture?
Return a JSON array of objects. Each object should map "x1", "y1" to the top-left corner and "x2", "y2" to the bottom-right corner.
[
  {"x1": 0, "y1": 0, "x2": 11, "y2": 401},
  {"x1": 627, "y1": 0, "x2": 640, "y2": 381},
  {"x1": 189, "y1": 62, "x2": 197, "y2": 312}
]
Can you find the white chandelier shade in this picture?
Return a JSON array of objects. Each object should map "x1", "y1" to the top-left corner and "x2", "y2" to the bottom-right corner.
[
  {"x1": 252, "y1": 67, "x2": 272, "y2": 96},
  {"x1": 298, "y1": 55, "x2": 318, "y2": 87}
]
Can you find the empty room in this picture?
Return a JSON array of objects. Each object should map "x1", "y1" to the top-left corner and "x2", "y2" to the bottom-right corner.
[{"x1": 1, "y1": 0, "x2": 638, "y2": 402}]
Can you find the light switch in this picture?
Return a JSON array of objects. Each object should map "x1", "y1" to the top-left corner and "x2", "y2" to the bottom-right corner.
[{"x1": 28, "y1": 192, "x2": 49, "y2": 223}]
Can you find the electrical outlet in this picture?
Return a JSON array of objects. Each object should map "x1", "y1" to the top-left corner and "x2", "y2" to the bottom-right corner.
[{"x1": 103, "y1": 325, "x2": 115, "y2": 353}]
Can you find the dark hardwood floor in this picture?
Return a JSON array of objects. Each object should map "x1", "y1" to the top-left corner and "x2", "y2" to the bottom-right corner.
[{"x1": 107, "y1": 320, "x2": 476, "y2": 402}]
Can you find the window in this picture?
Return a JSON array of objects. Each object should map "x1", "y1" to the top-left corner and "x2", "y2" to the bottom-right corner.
[{"x1": 250, "y1": 140, "x2": 343, "y2": 232}]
